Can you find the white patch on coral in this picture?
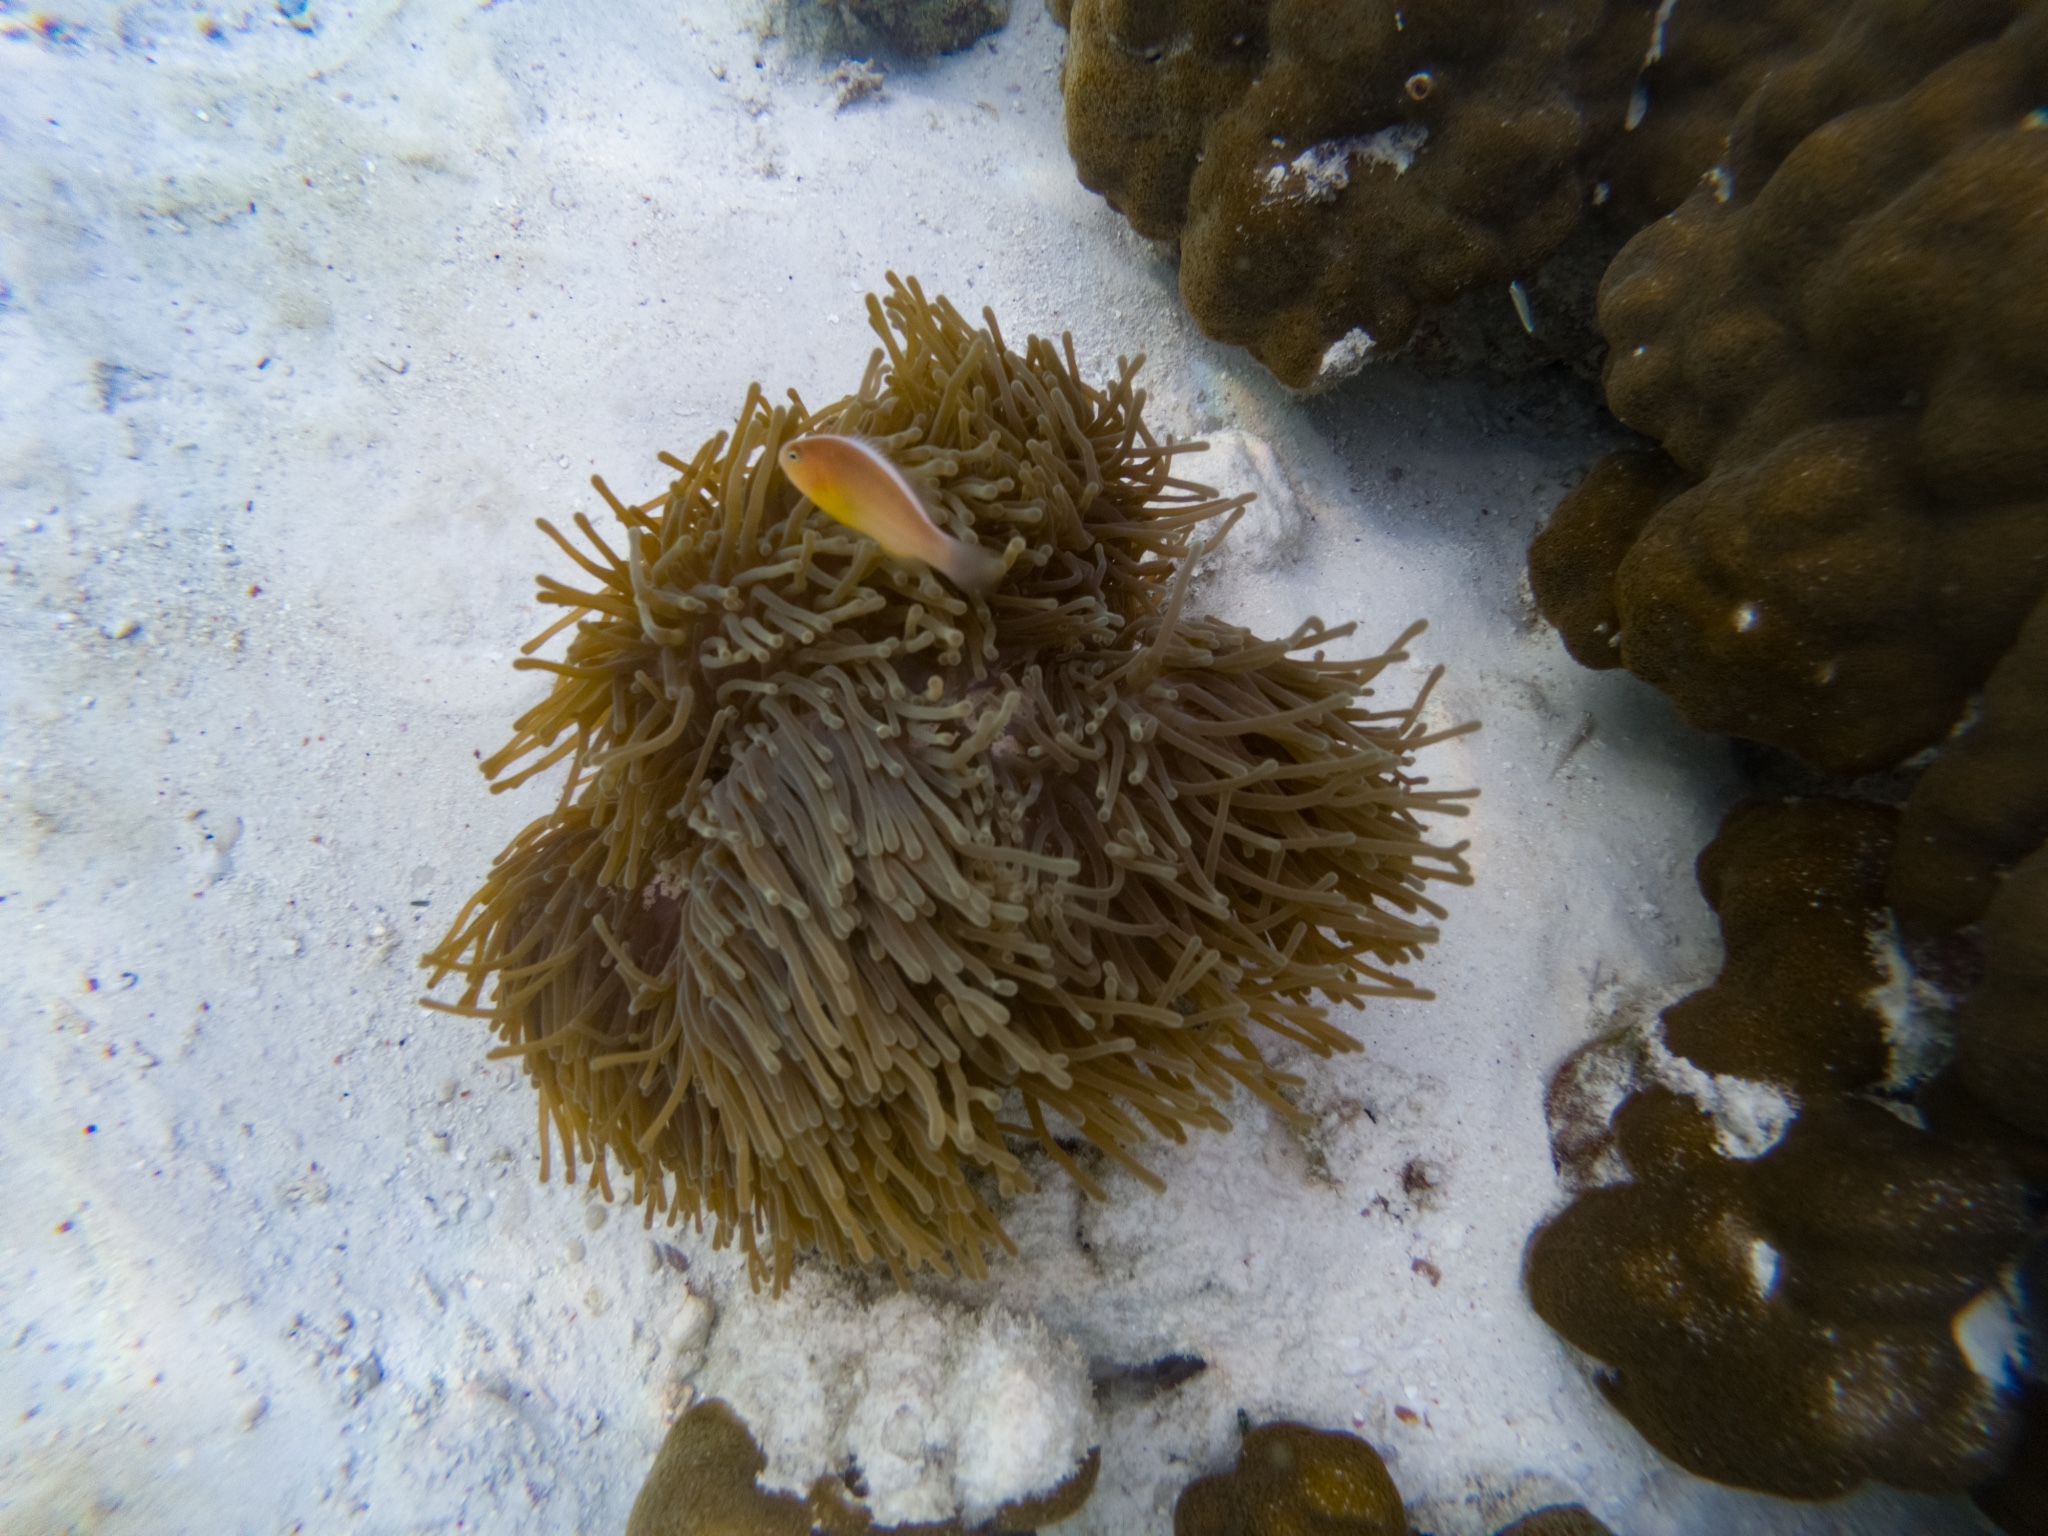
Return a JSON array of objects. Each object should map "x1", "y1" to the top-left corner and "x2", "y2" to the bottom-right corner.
[
  {"x1": 1630, "y1": 0, "x2": 1679, "y2": 72},
  {"x1": 1316, "y1": 326, "x2": 1379, "y2": 385},
  {"x1": 945, "y1": 1312, "x2": 1088, "y2": 1524},
  {"x1": 1746, "y1": 1237, "x2": 1781, "y2": 1300},
  {"x1": 1644, "y1": 0, "x2": 1681, "y2": 66},
  {"x1": 1953, "y1": 1285, "x2": 2027, "y2": 1388},
  {"x1": 697, "y1": 1271, "x2": 1096, "y2": 1527},
  {"x1": 1258, "y1": 123, "x2": 1428, "y2": 207},
  {"x1": 1542, "y1": 983, "x2": 1802, "y2": 1189},
  {"x1": 1863, "y1": 916, "x2": 1956, "y2": 1094},
  {"x1": 1708, "y1": 1075, "x2": 1801, "y2": 1159},
  {"x1": 1642, "y1": 1023, "x2": 1800, "y2": 1160}
]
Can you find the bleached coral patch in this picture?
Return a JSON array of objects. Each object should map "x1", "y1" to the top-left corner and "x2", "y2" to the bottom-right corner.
[
  {"x1": 696, "y1": 1270, "x2": 1096, "y2": 1528},
  {"x1": 1545, "y1": 985, "x2": 1802, "y2": 1189},
  {"x1": 1951, "y1": 1284, "x2": 2027, "y2": 1390},
  {"x1": 1863, "y1": 915, "x2": 1956, "y2": 1098},
  {"x1": 1315, "y1": 326, "x2": 1379, "y2": 386},
  {"x1": 1258, "y1": 123, "x2": 1428, "y2": 207}
]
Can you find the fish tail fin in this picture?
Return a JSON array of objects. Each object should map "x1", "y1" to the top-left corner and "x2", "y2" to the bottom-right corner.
[{"x1": 943, "y1": 537, "x2": 1008, "y2": 598}]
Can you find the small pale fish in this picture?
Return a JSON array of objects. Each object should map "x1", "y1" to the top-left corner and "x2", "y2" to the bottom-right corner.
[{"x1": 778, "y1": 434, "x2": 1006, "y2": 595}]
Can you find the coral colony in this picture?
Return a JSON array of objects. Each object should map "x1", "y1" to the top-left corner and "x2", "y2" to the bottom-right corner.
[{"x1": 1057, "y1": 0, "x2": 2045, "y2": 1512}]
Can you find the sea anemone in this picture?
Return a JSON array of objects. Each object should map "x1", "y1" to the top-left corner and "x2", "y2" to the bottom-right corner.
[{"x1": 422, "y1": 276, "x2": 1473, "y2": 1291}]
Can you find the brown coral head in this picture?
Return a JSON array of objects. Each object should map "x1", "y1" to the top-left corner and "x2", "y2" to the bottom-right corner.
[
  {"x1": 1525, "y1": 1092, "x2": 2030, "y2": 1498},
  {"x1": 1174, "y1": 1419, "x2": 1405, "y2": 1536},
  {"x1": 625, "y1": 1397, "x2": 1100, "y2": 1536},
  {"x1": 422, "y1": 275, "x2": 1475, "y2": 1292}
]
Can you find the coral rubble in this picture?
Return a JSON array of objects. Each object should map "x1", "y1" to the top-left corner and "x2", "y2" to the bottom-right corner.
[
  {"x1": 845, "y1": 0, "x2": 1009, "y2": 57},
  {"x1": 1051, "y1": 0, "x2": 1846, "y2": 386},
  {"x1": 424, "y1": 277, "x2": 1472, "y2": 1291}
]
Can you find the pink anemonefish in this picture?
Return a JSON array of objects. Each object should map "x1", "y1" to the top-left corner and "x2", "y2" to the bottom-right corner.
[{"x1": 778, "y1": 434, "x2": 1006, "y2": 596}]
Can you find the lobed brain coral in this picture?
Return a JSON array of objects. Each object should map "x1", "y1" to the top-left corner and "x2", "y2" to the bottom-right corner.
[
  {"x1": 1171, "y1": 1416, "x2": 1616, "y2": 1536},
  {"x1": 1654, "y1": 797, "x2": 1898, "y2": 1096},
  {"x1": 1052, "y1": 0, "x2": 1847, "y2": 386},
  {"x1": 1955, "y1": 840, "x2": 2048, "y2": 1141},
  {"x1": 1889, "y1": 587, "x2": 2048, "y2": 936},
  {"x1": 1529, "y1": 7, "x2": 2048, "y2": 1275},
  {"x1": 424, "y1": 277, "x2": 1473, "y2": 1291},
  {"x1": 1174, "y1": 1419, "x2": 1405, "y2": 1536},
  {"x1": 1524, "y1": 23, "x2": 2048, "y2": 1424},
  {"x1": 624, "y1": 1398, "x2": 1098, "y2": 1535},
  {"x1": 1527, "y1": 799, "x2": 2037, "y2": 1498},
  {"x1": 631, "y1": 1402, "x2": 1617, "y2": 1536},
  {"x1": 1534, "y1": 0, "x2": 2048, "y2": 776},
  {"x1": 1528, "y1": 1086, "x2": 2031, "y2": 1498}
]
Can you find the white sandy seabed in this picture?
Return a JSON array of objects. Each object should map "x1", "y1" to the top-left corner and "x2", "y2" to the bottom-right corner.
[{"x1": 0, "y1": 3, "x2": 2008, "y2": 1533}]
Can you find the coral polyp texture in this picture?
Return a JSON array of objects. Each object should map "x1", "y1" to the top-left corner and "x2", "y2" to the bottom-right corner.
[
  {"x1": 1173, "y1": 1419, "x2": 1406, "y2": 1536},
  {"x1": 1527, "y1": 1087, "x2": 2031, "y2": 1498},
  {"x1": 1533, "y1": 0, "x2": 2048, "y2": 776},
  {"x1": 1051, "y1": 0, "x2": 1848, "y2": 385},
  {"x1": 423, "y1": 278, "x2": 1473, "y2": 1290},
  {"x1": 1955, "y1": 841, "x2": 2048, "y2": 1140},
  {"x1": 1528, "y1": 799, "x2": 2036, "y2": 1498},
  {"x1": 1655, "y1": 797, "x2": 1898, "y2": 1096},
  {"x1": 1975, "y1": 1233, "x2": 2048, "y2": 1535},
  {"x1": 1169, "y1": 1417, "x2": 1616, "y2": 1536},
  {"x1": 1888, "y1": 587, "x2": 2048, "y2": 937}
]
